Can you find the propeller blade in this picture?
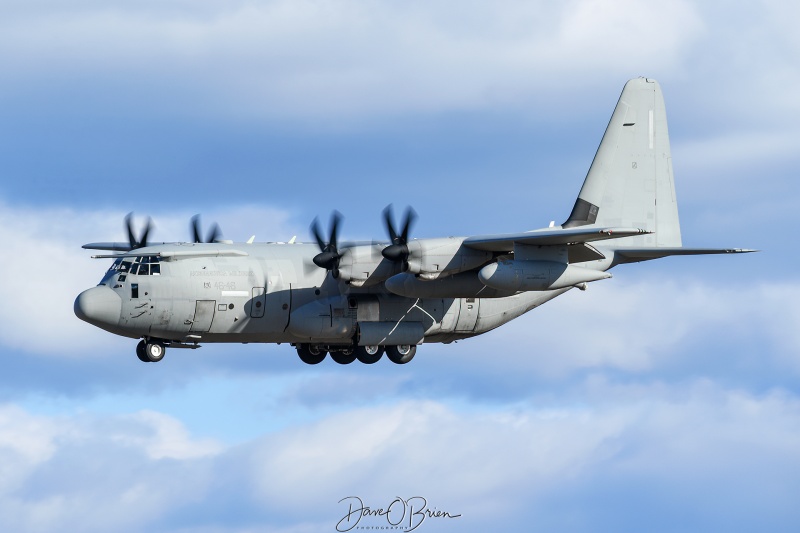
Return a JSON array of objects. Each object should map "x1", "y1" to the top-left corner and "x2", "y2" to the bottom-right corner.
[
  {"x1": 310, "y1": 217, "x2": 327, "y2": 251},
  {"x1": 207, "y1": 222, "x2": 221, "y2": 243},
  {"x1": 329, "y1": 210, "x2": 342, "y2": 251},
  {"x1": 400, "y1": 206, "x2": 417, "y2": 243},
  {"x1": 191, "y1": 215, "x2": 223, "y2": 243},
  {"x1": 139, "y1": 217, "x2": 152, "y2": 248},
  {"x1": 125, "y1": 212, "x2": 153, "y2": 249},
  {"x1": 191, "y1": 215, "x2": 202, "y2": 243},
  {"x1": 383, "y1": 205, "x2": 399, "y2": 244},
  {"x1": 125, "y1": 212, "x2": 137, "y2": 249}
]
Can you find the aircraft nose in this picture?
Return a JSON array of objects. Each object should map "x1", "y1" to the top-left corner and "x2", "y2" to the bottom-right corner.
[{"x1": 74, "y1": 286, "x2": 121, "y2": 327}]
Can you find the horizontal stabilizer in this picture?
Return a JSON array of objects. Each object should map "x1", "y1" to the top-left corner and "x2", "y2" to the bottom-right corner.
[
  {"x1": 463, "y1": 227, "x2": 651, "y2": 252},
  {"x1": 614, "y1": 247, "x2": 757, "y2": 264}
]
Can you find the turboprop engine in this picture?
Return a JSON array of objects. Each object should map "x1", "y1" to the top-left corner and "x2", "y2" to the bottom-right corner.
[{"x1": 478, "y1": 259, "x2": 611, "y2": 292}]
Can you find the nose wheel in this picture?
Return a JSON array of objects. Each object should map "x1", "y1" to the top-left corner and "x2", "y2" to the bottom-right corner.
[{"x1": 137, "y1": 339, "x2": 166, "y2": 362}]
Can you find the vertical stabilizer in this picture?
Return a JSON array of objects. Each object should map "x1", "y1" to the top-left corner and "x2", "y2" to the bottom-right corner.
[{"x1": 563, "y1": 78, "x2": 681, "y2": 247}]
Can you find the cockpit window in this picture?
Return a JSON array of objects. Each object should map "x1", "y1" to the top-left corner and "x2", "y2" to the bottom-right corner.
[
  {"x1": 127, "y1": 255, "x2": 160, "y2": 275},
  {"x1": 106, "y1": 255, "x2": 160, "y2": 277}
]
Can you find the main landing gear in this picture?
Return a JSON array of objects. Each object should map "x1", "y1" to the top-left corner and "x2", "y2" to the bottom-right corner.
[
  {"x1": 136, "y1": 338, "x2": 166, "y2": 363},
  {"x1": 294, "y1": 343, "x2": 416, "y2": 365}
]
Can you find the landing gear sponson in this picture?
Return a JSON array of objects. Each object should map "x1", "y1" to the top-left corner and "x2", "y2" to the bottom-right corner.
[{"x1": 135, "y1": 339, "x2": 417, "y2": 365}]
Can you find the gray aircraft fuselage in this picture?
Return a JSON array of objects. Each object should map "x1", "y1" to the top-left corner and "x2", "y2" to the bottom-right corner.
[{"x1": 79, "y1": 241, "x2": 578, "y2": 346}]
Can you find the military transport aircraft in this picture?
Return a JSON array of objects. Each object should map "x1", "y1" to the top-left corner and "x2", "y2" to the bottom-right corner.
[{"x1": 75, "y1": 78, "x2": 753, "y2": 365}]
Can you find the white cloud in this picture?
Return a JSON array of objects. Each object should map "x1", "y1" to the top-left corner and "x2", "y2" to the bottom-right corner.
[
  {"x1": 2, "y1": 382, "x2": 800, "y2": 532},
  {"x1": 0, "y1": 405, "x2": 222, "y2": 533},
  {"x1": 0, "y1": 0, "x2": 705, "y2": 120},
  {"x1": 449, "y1": 276, "x2": 800, "y2": 380},
  {"x1": 114, "y1": 410, "x2": 222, "y2": 459}
]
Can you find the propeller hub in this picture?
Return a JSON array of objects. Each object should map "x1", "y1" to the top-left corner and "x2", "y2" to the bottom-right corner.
[{"x1": 382, "y1": 244, "x2": 409, "y2": 262}]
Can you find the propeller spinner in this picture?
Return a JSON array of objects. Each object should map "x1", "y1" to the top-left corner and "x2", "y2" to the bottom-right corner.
[{"x1": 310, "y1": 211, "x2": 344, "y2": 278}]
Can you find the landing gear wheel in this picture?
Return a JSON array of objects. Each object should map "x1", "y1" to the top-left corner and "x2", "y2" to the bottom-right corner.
[
  {"x1": 136, "y1": 340, "x2": 149, "y2": 362},
  {"x1": 355, "y1": 345, "x2": 384, "y2": 364},
  {"x1": 144, "y1": 340, "x2": 166, "y2": 362},
  {"x1": 297, "y1": 344, "x2": 326, "y2": 365},
  {"x1": 387, "y1": 345, "x2": 416, "y2": 364},
  {"x1": 330, "y1": 350, "x2": 357, "y2": 365}
]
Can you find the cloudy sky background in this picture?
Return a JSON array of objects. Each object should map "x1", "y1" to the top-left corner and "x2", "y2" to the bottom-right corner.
[{"x1": 0, "y1": 0, "x2": 797, "y2": 531}]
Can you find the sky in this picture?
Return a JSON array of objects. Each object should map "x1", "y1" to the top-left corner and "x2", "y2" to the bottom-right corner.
[{"x1": 0, "y1": 0, "x2": 798, "y2": 531}]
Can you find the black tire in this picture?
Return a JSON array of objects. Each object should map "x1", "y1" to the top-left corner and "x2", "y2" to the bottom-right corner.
[
  {"x1": 355, "y1": 345, "x2": 384, "y2": 364},
  {"x1": 387, "y1": 345, "x2": 416, "y2": 364},
  {"x1": 144, "y1": 340, "x2": 166, "y2": 362},
  {"x1": 330, "y1": 350, "x2": 357, "y2": 365},
  {"x1": 297, "y1": 344, "x2": 326, "y2": 365},
  {"x1": 136, "y1": 340, "x2": 149, "y2": 363}
]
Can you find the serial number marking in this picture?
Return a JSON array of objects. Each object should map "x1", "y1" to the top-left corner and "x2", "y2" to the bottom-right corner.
[{"x1": 190, "y1": 270, "x2": 254, "y2": 277}]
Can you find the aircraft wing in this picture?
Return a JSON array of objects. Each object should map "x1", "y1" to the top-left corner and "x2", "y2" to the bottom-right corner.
[
  {"x1": 90, "y1": 249, "x2": 249, "y2": 259},
  {"x1": 462, "y1": 227, "x2": 651, "y2": 252},
  {"x1": 83, "y1": 242, "x2": 139, "y2": 251}
]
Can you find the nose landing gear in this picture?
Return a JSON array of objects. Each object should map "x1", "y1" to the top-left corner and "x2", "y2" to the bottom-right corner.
[{"x1": 136, "y1": 339, "x2": 166, "y2": 362}]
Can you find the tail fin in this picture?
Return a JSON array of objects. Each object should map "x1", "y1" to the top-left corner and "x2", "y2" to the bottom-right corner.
[{"x1": 563, "y1": 78, "x2": 681, "y2": 247}]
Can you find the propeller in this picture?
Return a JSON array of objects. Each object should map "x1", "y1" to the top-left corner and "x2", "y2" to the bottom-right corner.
[
  {"x1": 381, "y1": 205, "x2": 417, "y2": 270},
  {"x1": 310, "y1": 211, "x2": 344, "y2": 278},
  {"x1": 125, "y1": 212, "x2": 153, "y2": 250},
  {"x1": 190, "y1": 214, "x2": 222, "y2": 243}
]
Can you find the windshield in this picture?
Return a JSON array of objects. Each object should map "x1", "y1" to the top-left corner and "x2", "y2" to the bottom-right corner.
[{"x1": 101, "y1": 255, "x2": 161, "y2": 284}]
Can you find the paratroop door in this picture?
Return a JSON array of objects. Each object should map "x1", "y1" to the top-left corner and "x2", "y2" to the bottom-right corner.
[{"x1": 190, "y1": 300, "x2": 216, "y2": 332}]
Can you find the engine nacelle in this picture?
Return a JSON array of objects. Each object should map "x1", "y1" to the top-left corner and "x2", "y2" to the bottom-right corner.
[
  {"x1": 336, "y1": 244, "x2": 398, "y2": 287},
  {"x1": 478, "y1": 260, "x2": 611, "y2": 292},
  {"x1": 405, "y1": 238, "x2": 492, "y2": 280}
]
